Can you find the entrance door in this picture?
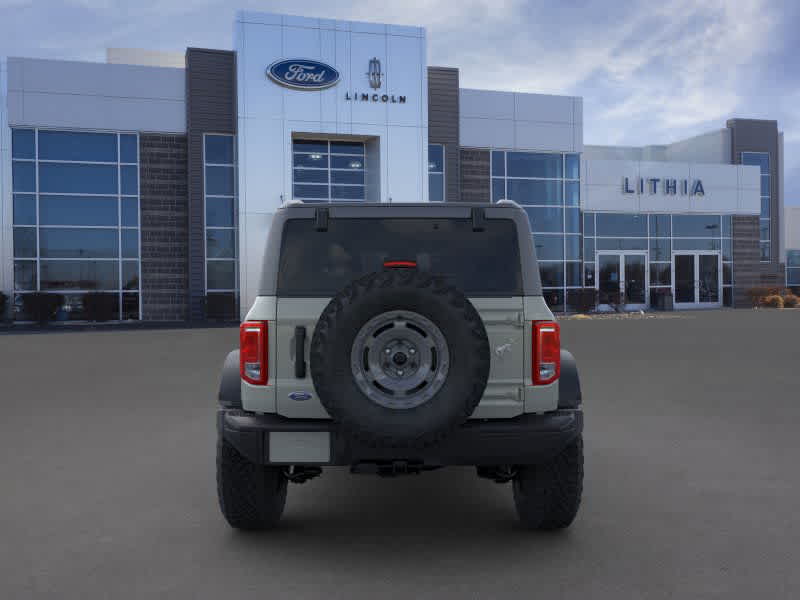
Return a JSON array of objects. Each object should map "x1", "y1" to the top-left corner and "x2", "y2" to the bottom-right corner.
[
  {"x1": 596, "y1": 252, "x2": 648, "y2": 311},
  {"x1": 672, "y1": 252, "x2": 721, "y2": 309}
]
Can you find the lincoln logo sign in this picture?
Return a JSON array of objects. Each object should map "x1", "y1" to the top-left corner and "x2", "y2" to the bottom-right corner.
[
  {"x1": 623, "y1": 177, "x2": 705, "y2": 196},
  {"x1": 266, "y1": 59, "x2": 340, "y2": 90}
]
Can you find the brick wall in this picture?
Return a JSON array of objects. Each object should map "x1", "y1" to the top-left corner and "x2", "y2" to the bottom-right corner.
[
  {"x1": 139, "y1": 134, "x2": 189, "y2": 321},
  {"x1": 732, "y1": 216, "x2": 760, "y2": 307},
  {"x1": 460, "y1": 148, "x2": 490, "y2": 203}
]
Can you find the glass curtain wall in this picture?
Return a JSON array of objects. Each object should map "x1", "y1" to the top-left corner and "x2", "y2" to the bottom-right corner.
[
  {"x1": 11, "y1": 128, "x2": 141, "y2": 320},
  {"x1": 428, "y1": 144, "x2": 445, "y2": 202},
  {"x1": 491, "y1": 150, "x2": 581, "y2": 312},
  {"x1": 787, "y1": 250, "x2": 800, "y2": 291},
  {"x1": 292, "y1": 140, "x2": 366, "y2": 202},
  {"x1": 742, "y1": 152, "x2": 771, "y2": 261}
]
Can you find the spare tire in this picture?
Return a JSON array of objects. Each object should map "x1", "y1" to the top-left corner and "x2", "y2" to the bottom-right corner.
[{"x1": 310, "y1": 269, "x2": 490, "y2": 448}]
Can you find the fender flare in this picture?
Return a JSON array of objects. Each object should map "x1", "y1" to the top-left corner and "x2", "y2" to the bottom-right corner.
[
  {"x1": 218, "y1": 350, "x2": 242, "y2": 409},
  {"x1": 558, "y1": 349, "x2": 582, "y2": 409}
]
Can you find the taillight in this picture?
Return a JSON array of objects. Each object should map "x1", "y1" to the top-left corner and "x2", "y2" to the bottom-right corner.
[
  {"x1": 532, "y1": 320, "x2": 560, "y2": 385},
  {"x1": 240, "y1": 321, "x2": 268, "y2": 385}
]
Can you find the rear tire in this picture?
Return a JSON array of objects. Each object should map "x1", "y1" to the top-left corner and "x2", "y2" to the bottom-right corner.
[
  {"x1": 513, "y1": 435, "x2": 583, "y2": 530},
  {"x1": 217, "y1": 437, "x2": 287, "y2": 530}
]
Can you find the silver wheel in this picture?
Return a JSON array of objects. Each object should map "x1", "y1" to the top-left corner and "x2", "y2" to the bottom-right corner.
[{"x1": 350, "y1": 310, "x2": 450, "y2": 410}]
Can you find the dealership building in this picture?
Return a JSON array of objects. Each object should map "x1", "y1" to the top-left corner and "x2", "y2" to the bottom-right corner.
[{"x1": 0, "y1": 10, "x2": 795, "y2": 321}]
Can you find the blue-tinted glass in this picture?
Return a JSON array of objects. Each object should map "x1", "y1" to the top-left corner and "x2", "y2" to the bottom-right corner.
[
  {"x1": 673, "y1": 238, "x2": 721, "y2": 251},
  {"x1": 741, "y1": 152, "x2": 769, "y2": 174},
  {"x1": 122, "y1": 293, "x2": 140, "y2": 320},
  {"x1": 207, "y1": 229, "x2": 236, "y2": 259},
  {"x1": 760, "y1": 175, "x2": 770, "y2": 197},
  {"x1": 761, "y1": 197, "x2": 770, "y2": 218},
  {"x1": 206, "y1": 197, "x2": 234, "y2": 227},
  {"x1": 428, "y1": 145, "x2": 444, "y2": 172},
  {"x1": 294, "y1": 168, "x2": 328, "y2": 184},
  {"x1": 533, "y1": 235, "x2": 564, "y2": 260},
  {"x1": 429, "y1": 174, "x2": 444, "y2": 202},
  {"x1": 40, "y1": 195, "x2": 118, "y2": 226},
  {"x1": 294, "y1": 184, "x2": 328, "y2": 199},
  {"x1": 14, "y1": 261, "x2": 37, "y2": 291},
  {"x1": 293, "y1": 140, "x2": 328, "y2": 154},
  {"x1": 508, "y1": 180, "x2": 562, "y2": 205},
  {"x1": 330, "y1": 141, "x2": 364, "y2": 155},
  {"x1": 649, "y1": 214, "x2": 671, "y2": 237},
  {"x1": 787, "y1": 251, "x2": 800, "y2": 268},
  {"x1": 760, "y1": 242, "x2": 770, "y2": 261},
  {"x1": 538, "y1": 262, "x2": 564, "y2": 287},
  {"x1": 596, "y1": 213, "x2": 647, "y2": 237},
  {"x1": 207, "y1": 260, "x2": 236, "y2": 290},
  {"x1": 565, "y1": 154, "x2": 580, "y2": 179},
  {"x1": 565, "y1": 208, "x2": 580, "y2": 233},
  {"x1": 122, "y1": 229, "x2": 139, "y2": 258},
  {"x1": 565, "y1": 181, "x2": 579, "y2": 206},
  {"x1": 205, "y1": 166, "x2": 234, "y2": 195},
  {"x1": 492, "y1": 178, "x2": 505, "y2": 202},
  {"x1": 491, "y1": 151, "x2": 505, "y2": 177},
  {"x1": 40, "y1": 228, "x2": 118, "y2": 258},
  {"x1": 39, "y1": 163, "x2": 118, "y2": 194},
  {"x1": 723, "y1": 263, "x2": 732, "y2": 285},
  {"x1": 122, "y1": 261, "x2": 139, "y2": 290},
  {"x1": 722, "y1": 238, "x2": 732, "y2": 261},
  {"x1": 293, "y1": 153, "x2": 328, "y2": 169},
  {"x1": 120, "y1": 134, "x2": 138, "y2": 163},
  {"x1": 525, "y1": 206, "x2": 563, "y2": 233},
  {"x1": 331, "y1": 155, "x2": 364, "y2": 170},
  {"x1": 205, "y1": 135, "x2": 234, "y2": 164},
  {"x1": 40, "y1": 260, "x2": 119, "y2": 291},
  {"x1": 650, "y1": 264, "x2": 671, "y2": 286},
  {"x1": 565, "y1": 262, "x2": 581, "y2": 287},
  {"x1": 332, "y1": 185, "x2": 365, "y2": 200},
  {"x1": 507, "y1": 152, "x2": 562, "y2": 178},
  {"x1": 121, "y1": 198, "x2": 138, "y2": 227},
  {"x1": 13, "y1": 194, "x2": 36, "y2": 225},
  {"x1": 13, "y1": 227, "x2": 36, "y2": 257},
  {"x1": 788, "y1": 268, "x2": 800, "y2": 285},
  {"x1": 649, "y1": 238, "x2": 671, "y2": 261},
  {"x1": 721, "y1": 216, "x2": 732, "y2": 237},
  {"x1": 596, "y1": 238, "x2": 647, "y2": 251},
  {"x1": 121, "y1": 165, "x2": 138, "y2": 195},
  {"x1": 565, "y1": 235, "x2": 581, "y2": 260},
  {"x1": 583, "y1": 238, "x2": 594, "y2": 261},
  {"x1": 12, "y1": 161, "x2": 36, "y2": 192},
  {"x1": 12, "y1": 129, "x2": 35, "y2": 159},
  {"x1": 38, "y1": 131, "x2": 117, "y2": 162},
  {"x1": 583, "y1": 213, "x2": 594, "y2": 236},
  {"x1": 332, "y1": 170, "x2": 365, "y2": 185},
  {"x1": 673, "y1": 214, "x2": 720, "y2": 237},
  {"x1": 584, "y1": 262, "x2": 595, "y2": 286},
  {"x1": 759, "y1": 219, "x2": 770, "y2": 241}
]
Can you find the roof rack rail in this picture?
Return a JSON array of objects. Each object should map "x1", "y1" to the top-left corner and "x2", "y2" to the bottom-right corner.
[{"x1": 496, "y1": 199, "x2": 522, "y2": 208}]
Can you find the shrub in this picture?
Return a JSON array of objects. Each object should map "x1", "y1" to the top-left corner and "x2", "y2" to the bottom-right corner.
[
  {"x1": 0, "y1": 292, "x2": 7, "y2": 322},
  {"x1": 21, "y1": 292, "x2": 65, "y2": 324},
  {"x1": 83, "y1": 292, "x2": 118, "y2": 322},
  {"x1": 762, "y1": 295, "x2": 784, "y2": 309},
  {"x1": 782, "y1": 294, "x2": 799, "y2": 308}
]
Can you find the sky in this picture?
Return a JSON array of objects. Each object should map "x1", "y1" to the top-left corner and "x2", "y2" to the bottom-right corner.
[{"x1": 1, "y1": 0, "x2": 798, "y2": 205}]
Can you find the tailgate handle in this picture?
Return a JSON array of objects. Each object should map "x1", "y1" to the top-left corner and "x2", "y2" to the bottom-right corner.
[{"x1": 294, "y1": 326, "x2": 307, "y2": 378}]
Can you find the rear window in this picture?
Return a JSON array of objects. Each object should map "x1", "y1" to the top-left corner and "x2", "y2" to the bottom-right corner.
[{"x1": 277, "y1": 217, "x2": 522, "y2": 296}]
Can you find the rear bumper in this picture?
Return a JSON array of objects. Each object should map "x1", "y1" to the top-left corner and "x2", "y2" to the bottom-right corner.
[{"x1": 218, "y1": 408, "x2": 583, "y2": 467}]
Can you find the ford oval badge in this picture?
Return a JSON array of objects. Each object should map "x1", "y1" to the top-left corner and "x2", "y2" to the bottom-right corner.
[
  {"x1": 289, "y1": 391, "x2": 313, "y2": 401},
  {"x1": 267, "y1": 59, "x2": 340, "y2": 90}
]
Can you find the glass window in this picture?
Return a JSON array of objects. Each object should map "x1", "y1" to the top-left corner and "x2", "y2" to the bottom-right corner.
[
  {"x1": 565, "y1": 235, "x2": 581, "y2": 260},
  {"x1": 565, "y1": 208, "x2": 580, "y2": 233},
  {"x1": 673, "y1": 238, "x2": 721, "y2": 251},
  {"x1": 40, "y1": 261, "x2": 119, "y2": 290},
  {"x1": 122, "y1": 261, "x2": 139, "y2": 290},
  {"x1": 565, "y1": 181, "x2": 579, "y2": 206},
  {"x1": 649, "y1": 238, "x2": 671, "y2": 261},
  {"x1": 204, "y1": 135, "x2": 234, "y2": 164},
  {"x1": 721, "y1": 215, "x2": 732, "y2": 237},
  {"x1": 39, "y1": 195, "x2": 118, "y2": 226},
  {"x1": 120, "y1": 134, "x2": 138, "y2": 163},
  {"x1": 121, "y1": 165, "x2": 138, "y2": 195},
  {"x1": 565, "y1": 154, "x2": 580, "y2": 179},
  {"x1": 759, "y1": 219, "x2": 770, "y2": 241},
  {"x1": 722, "y1": 238, "x2": 732, "y2": 262},
  {"x1": 741, "y1": 152, "x2": 769, "y2": 174},
  {"x1": 787, "y1": 267, "x2": 800, "y2": 285},
  {"x1": 507, "y1": 152, "x2": 562, "y2": 179},
  {"x1": 723, "y1": 287, "x2": 732, "y2": 307},
  {"x1": 428, "y1": 144, "x2": 445, "y2": 203},
  {"x1": 121, "y1": 229, "x2": 139, "y2": 258},
  {"x1": 492, "y1": 179, "x2": 505, "y2": 203},
  {"x1": 206, "y1": 229, "x2": 236, "y2": 259},
  {"x1": 330, "y1": 141, "x2": 364, "y2": 155},
  {"x1": 206, "y1": 197, "x2": 234, "y2": 227},
  {"x1": 760, "y1": 175, "x2": 770, "y2": 197},
  {"x1": 760, "y1": 242, "x2": 770, "y2": 261},
  {"x1": 293, "y1": 183, "x2": 328, "y2": 199},
  {"x1": 39, "y1": 163, "x2": 118, "y2": 194},
  {"x1": 12, "y1": 161, "x2": 36, "y2": 192},
  {"x1": 595, "y1": 213, "x2": 647, "y2": 237},
  {"x1": 565, "y1": 262, "x2": 582, "y2": 287},
  {"x1": 584, "y1": 262, "x2": 595, "y2": 286},
  {"x1": 205, "y1": 166, "x2": 235, "y2": 196},
  {"x1": 491, "y1": 151, "x2": 505, "y2": 177},
  {"x1": 761, "y1": 197, "x2": 770, "y2": 218},
  {"x1": 293, "y1": 140, "x2": 328, "y2": 154},
  {"x1": 13, "y1": 227, "x2": 37, "y2": 258},
  {"x1": 596, "y1": 238, "x2": 647, "y2": 251},
  {"x1": 39, "y1": 228, "x2": 118, "y2": 258},
  {"x1": 583, "y1": 238, "x2": 594, "y2": 262},
  {"x1": 332, "y1": 185, "x2": 365, "y2": 200},
  {"x1": 533, "y1": 235, "x2": 564, "y2": 260},
  {"x1": 507, "y1": 180, "x2": 562, "y2": 205},
  {"x1": 650, "y1": 264, "x2": 671, "y2": 286},
  {"x1": 12, "y1": 129, "x2": 35, "y2": 159},
  {"x1": 723, "y1": 263, "x2": 732, "y2": 285},
  {"x1": 649, "y1": 214, "x2": 671, "y2": 237},
  {"x1": 207, "y1": 260, "x2": 237, "y2": 290},
  {"x1": 38, "y1": 130, "x2": 117, "y2": 162},
  {"x1": 429, "y1": 174, "x2": 444, "y2": 202},
  {"x1": 331, "y1": 156, "x2": 364, "y2": 170},
  {"x1": 672, "y1": 214, "x2": 721, "y2": 237},
  {"x1": 122, "y1": 293, "x2": 140, "y2": 320},
  {"x1": 525, "y1": 207, "x2": 563, "y2": 233},
  {"x1": 293, "y1": 152, "x2": 329, "y2": 168},
  {"x1": 583, "y1": 213, "x2": 595, "y2": 236},
  {"x1": 538, "y1": 262, "x2": 564, "y2": 287},
  {"x1": 428, "y1": 144, "x2": 444, "y2": 173},
  {"x1": 294, "y1": 168, "x2": 328, "y2": 184},
  {"x1": 542, "y1": 288, "x2": 564, "y2": 312},
  {"x1": 13, "y1": 194, "x2": 36, "y2": 225},
  {"x1": 331, "y1": 170, "x2": 365, "y2": 185},
  {"x1": 787, "y1": 251, "x2": 800, "y2": 268},
  {"x1": 121, "y1": 198, "x2": 139, "y2": 227},
  {"x1": 14, "y1": 261, "x2": 37, "y2": 291}
]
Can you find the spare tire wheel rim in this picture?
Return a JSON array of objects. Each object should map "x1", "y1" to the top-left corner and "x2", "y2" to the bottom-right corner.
[{"x1": 350, "y1": 310, "x2": 450, "y2": 410}]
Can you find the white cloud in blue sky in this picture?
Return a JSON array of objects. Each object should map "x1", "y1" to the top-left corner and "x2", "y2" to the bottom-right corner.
[{"x1": 1, "y1": 0, "x2": 798, "y2": 204}]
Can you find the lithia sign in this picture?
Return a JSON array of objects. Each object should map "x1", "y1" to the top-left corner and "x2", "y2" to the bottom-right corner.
[
  {"x1": 623, "y1": 177, "x2": 705, "y2": 196},
  {"x1": 266, "y1": 57, "x2": 407, "y2": 103}
]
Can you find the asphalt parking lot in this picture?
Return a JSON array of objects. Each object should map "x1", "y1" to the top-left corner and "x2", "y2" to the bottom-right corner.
[{"x1": 1, "y1": 309, "x2": 799, "y2": 599}]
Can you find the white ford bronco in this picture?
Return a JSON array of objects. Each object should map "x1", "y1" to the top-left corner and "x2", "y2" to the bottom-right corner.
[{"x1": 216, "y1": 201, "x2": 584, "y2": 530}]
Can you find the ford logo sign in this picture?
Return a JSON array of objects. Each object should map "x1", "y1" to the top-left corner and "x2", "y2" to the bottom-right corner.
[
  {"x1": 288, "y1": 391, "x2": 313, "y2": 401},
  {"x1": 267, "y1": 59, "x2": 340, "y2": 90}
]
